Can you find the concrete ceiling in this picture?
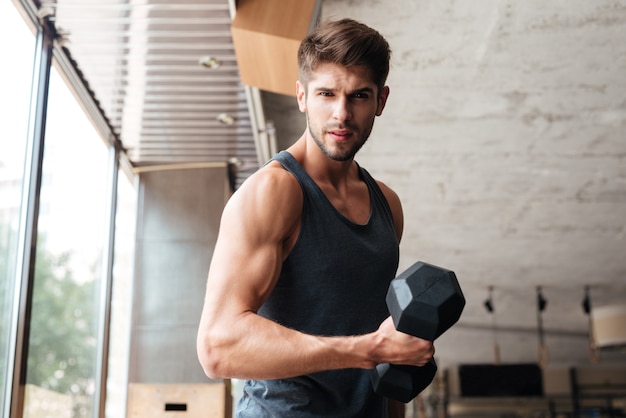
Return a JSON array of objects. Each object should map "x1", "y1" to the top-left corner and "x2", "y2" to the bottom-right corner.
[{"x1": 36, "y1": 0, "x2": 626, "y2": 373}]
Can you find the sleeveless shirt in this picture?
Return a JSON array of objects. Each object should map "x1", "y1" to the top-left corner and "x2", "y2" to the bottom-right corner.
[{"x1": 235, "y1": 151, "x2": 400, "y2": 418}]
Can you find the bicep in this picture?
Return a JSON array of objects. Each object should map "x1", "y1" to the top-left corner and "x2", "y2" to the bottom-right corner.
[
  {"x1": 207, "y1": 208, "x2": 283, "y2": 314},
  {"x1": 203, "y1": 169, "x2": 301, "y2": 316}
]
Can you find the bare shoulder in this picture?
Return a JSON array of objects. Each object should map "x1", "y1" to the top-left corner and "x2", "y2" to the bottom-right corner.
[
  {"x1": 223, "y1": 160, "x2": 303, "y2": 243},
  {"x1": 375, "y1": 179, "x2": 400, "y2": 205},
  {"x1": 375, "y1": 179, "x2": 404, "y2": 241}
]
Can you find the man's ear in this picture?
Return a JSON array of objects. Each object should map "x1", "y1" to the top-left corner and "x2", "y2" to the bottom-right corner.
[
  {"x1": 376, "y1": 85, "x2": 390, "y2": 116},
  {"x1": 296, "y1": 80, "x2": 307, "y2": 113}
]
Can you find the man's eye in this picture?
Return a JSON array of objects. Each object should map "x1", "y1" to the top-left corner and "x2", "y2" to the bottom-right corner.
[
  {"x1": 353, "y1": 92, "x2": 369, "y2": 99},
  {"x1": 319, "y1": 91, "x2": 333, "y2": 97}
]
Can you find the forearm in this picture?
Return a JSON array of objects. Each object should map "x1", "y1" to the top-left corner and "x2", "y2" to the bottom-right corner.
[{"x1": 198, "y1": 310, "x2": 376, "y2": 380}]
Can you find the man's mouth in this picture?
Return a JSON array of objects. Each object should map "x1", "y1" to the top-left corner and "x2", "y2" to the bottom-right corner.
[{"x1": 327, "y1": 129, "x2": 352, "y2": 141}]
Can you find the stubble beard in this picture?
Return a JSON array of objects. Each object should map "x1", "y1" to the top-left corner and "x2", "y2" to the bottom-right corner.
[{"x1": 307, "y1": 113, "x2": 376, "y2": 162}]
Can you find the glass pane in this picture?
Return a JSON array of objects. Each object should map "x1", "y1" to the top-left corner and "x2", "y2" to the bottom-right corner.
[
  {"x1": 0, "y1": 2, "x2": 36, "y2": 413},
  {"x1": 105, "y1": 169, "x2": 136, "y2": 418},
  {"x1": 25, "y1": 66, "x2": 110, "y2": 418}
]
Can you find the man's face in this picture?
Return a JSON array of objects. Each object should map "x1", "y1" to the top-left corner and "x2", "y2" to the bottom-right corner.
[{"x1": 297, "y1": 62, "x2": 389, "y2": 162}]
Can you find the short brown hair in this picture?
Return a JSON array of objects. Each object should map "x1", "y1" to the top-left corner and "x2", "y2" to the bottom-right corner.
[{"x1": 297, "y1": 18, "x2": 391, "y2": 95}]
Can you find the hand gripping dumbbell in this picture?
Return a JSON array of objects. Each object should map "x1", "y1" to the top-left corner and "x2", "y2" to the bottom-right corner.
[{"x1": 370, "y1": 261, "x2": 465, "y2": 403}]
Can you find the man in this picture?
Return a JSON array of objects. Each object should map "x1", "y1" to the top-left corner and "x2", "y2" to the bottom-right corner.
[{"x1": 197, "y1": 18, "x2": 434, "y2": 417}]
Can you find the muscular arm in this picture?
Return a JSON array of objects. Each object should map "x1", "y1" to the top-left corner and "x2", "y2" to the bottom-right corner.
[{"x1": 197, "y1": 164, "x2": 433, "y2": 381}]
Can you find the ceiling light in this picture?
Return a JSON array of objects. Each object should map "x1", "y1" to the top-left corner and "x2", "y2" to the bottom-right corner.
[
  {"x1": 484, "y1": 286, "x2": 500, "y2": 364},
  {"x1": 217, "y1": 113, "x2": 235, "y2": 125},
  {"x1": 536, "y1": 286, "x2": 547, "y2": 312},
  {"x1": 483, "y1": 286, "x2": 494, "y2": 313},
  {"x1": 198, "y1": 55, "x2": 221, "y2": 69},
  {"x1": 582, "y1": 286, "x2": 600, "y2": 363},
  {"x1": 536, "y1": 287, "x2": 548, "y2": 368},
  {"x1": 582, "y1": 285, "x2": 592, "y2": 315}
]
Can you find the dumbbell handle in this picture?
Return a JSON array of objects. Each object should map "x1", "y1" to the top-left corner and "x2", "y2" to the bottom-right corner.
[
  {"x1": 371, "y1": 359, "x2": 437, "y2": 403},
  {"x1": 370, "y1": 309, "x2": 441, "y2": 402}
]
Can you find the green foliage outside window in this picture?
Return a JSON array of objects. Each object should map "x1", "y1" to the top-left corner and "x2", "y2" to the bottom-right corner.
[{"x1": 0, "y1": 225, "x2": 97, "y2": 418}]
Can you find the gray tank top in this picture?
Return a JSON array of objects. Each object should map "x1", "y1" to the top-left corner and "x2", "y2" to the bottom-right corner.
[{"x1": 236, "y1": 151, "x2": 400, "y2": 418}]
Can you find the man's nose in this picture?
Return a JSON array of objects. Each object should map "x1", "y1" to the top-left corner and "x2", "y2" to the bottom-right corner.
[{"x1": 332, "y1": 97, "x2": 352, "y2": 121}]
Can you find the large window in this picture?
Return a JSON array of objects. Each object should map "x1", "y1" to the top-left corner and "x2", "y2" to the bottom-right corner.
[
  {"x1": 1, "y1": 3, "x2": 137, "y2": 417},
  {"x1": 0, "y1": 2, "x2": 36, "y2": 414},
  {"x1": 23, "y1": 66, "x2": 110, "y2": 418}
]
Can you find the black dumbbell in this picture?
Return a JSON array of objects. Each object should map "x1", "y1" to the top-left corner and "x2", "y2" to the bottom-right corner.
[{"x1": 370, "y1": 261, "x2": 465, "y2": 403}]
